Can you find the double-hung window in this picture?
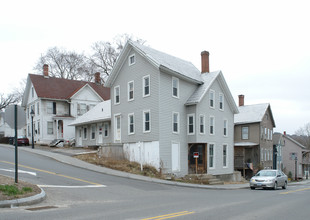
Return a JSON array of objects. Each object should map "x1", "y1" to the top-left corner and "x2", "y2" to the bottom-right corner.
[
  {"x1": 172, "y1": 77, "x2": 179, "y2": 98},
  {"x1": 91, "y1": 125, "x2": 96, "y2": 140},
  {"x1": 143, "y1": 110, "x2": 151, "y2": 133},
  {"x1": 128, "y1": 113, "x2": 135, "y2": 135},
  {"x1": 223, "y1": 145, "x2": 227, "y2": 167},
  {"x1": 114, "y1": 86, "x2": 120, "y2": 104},
  {"x1": 83, "y1": 127, "x2": 87, "y2": 140},
  {"x1": 129, "y1": 54, "x2": 135, "y2": 66},
  {"x1": 224, "y1": 119, "x2": 228, "y2": 136},
  {"x1": 209, "y1": 144, "x2": 214, "y2": 168},
  {"x1": 143, "y1": 75, "x2": 150, "y2": 97},
  {"x1": 128, "y1": 81, "x2": 134, "y2": 101},
  {"x1": 209, "y1": 116, "x2": 215, "y2": 135},
  {"x1": 104, "y1": 122, "x2": 109, "y2": 137},
  {"x1": 172, "y1": 112, "x2": 179, "y2": 133},
  {"x1": 199, "y1": 115, "x2": 205, "y2": 134},
  {"x1": 209, "y1": 90, "x2": 215, "y2": 108},
  {"x1": 242, "y1": 127, "x2": 249, "y2": 139},
  {"x1": 47, "y1": 102, "x2": 53, "y2": 114},
  {"x1": 219, "y1": 93, "x2": 224, "y2": 110},
  {"x1": 187, "y1": 114, "x2": 195, "y2": 135},
  {"x1": 47, "y1": 122, "x2": 53, "y2": 135}
]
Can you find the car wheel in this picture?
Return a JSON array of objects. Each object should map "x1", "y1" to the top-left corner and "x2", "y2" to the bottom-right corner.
[
  {"x1": 273, "y1": 182, "x2": 277, "y2": 190},
  {"x1": 250, "y1": 187, "x2": 255, "y2": 190},
  {"x1": 282, "y1": 181, "x2": 287, "y2": 189}
]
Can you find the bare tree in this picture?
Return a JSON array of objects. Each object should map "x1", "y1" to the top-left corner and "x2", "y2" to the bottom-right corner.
[
  {"x1": 0, "y1": 92, "x2": 21, "y2": 111},
  {"x1": 294, "y1": 123, "x2": 310, "y2": 149},
  {"x1": 89, "y1": 34, "x2": 146, "y2": 82},
  {"x1": 34, "y1": 47, "x2": 88, "y2": 80}
]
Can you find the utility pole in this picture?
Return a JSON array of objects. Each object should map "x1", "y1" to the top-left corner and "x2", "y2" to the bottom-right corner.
[{"x1": 14, "y1": 105, "x2": 18, "y2": 183}]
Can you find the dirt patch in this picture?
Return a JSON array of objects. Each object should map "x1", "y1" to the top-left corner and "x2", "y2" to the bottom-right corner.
[
  {"x1": 0, "y1": 175, "x2": 41, "y2": 201},
  {"x1": 75, "y1": 153, "x2": 163, "y2": 178}
]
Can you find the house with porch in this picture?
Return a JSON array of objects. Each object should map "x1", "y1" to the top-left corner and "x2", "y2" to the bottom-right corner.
[
  {"x1": 104, "y1": 41, "x2": 238, "y2": 177},
  {"x1": 21, "y1": 65, "x2": 110, "y2": 145},
  {"x1": 234, "y1": 95, "x2": 276, "y2": 179}
]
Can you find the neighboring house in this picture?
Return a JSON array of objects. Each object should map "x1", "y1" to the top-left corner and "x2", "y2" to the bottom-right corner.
[
  {"x1": 21, "y1": 65, "x2": 110, "y2": 145},
  {"x1": 234, "y1": 95, "x2": 276, "y2": 179},
  {"x1": 280, "y1": 132, "x2": 310, "y2": 179},
  {"x1": 0, "y1": 105, "x2": 26, "y2": 138},
  {"x1": 104, "y1": 41, "x2": 238, "y2": 177},
  {"x1": 70, "y1": 100, "x2": 112, "y2": 147},
  {"x1": 273, "y1": 132, "x2": 285, "y2": 170}
]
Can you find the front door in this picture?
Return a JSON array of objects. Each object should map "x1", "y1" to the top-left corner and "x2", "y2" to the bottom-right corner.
[
  {"x1": 114, "y1": 115, "x2": 121, "y2": 142},
  {"x1": 188, "y1": 144, "x2": 207, "y2": 174},
  {"x1": 98, "y1": 124, "x2": 103, "y2": 144},
  {"x1": 172, "y1": 142, "x2": 180, "y2": 172},
  {"x1": 78, "y1": 128, "x2": 82, "y2": 146}
]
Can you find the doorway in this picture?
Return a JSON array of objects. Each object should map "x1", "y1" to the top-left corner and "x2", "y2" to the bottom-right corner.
[{"x1": 188, "y1": 143, "x2": 207, "y2": 174}]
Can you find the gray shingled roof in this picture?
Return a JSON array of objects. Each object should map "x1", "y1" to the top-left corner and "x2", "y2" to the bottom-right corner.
[
  {"x1": 185, "y1": 71, "x2": 220, "y2": 105},
  {"x1": 234, "y1": 103, "x2": 270, "y2": 124},
  {"x1": 130, "y1": 41, "x2": 203, "y2": 83}
]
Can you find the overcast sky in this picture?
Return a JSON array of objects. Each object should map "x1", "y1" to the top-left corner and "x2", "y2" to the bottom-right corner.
[{"x1": 1, "y1": 0, "x2": 309, "y2": 134}]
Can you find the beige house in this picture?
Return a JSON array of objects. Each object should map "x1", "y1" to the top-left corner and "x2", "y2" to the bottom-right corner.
[{"x1": 234, "y1": 95, "x2": 276, "y2": 179}]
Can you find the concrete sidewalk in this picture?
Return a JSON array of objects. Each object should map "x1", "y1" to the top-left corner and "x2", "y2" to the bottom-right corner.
[{"x1": 7, "y1": 145, "x2": 310, "y2": 190}]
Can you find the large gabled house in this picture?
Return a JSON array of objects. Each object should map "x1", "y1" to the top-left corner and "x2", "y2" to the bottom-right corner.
[
  {"x1": 21, "y1": 65, "x2": 110, "y2": 145},
  {"x1": 234, "y1": 95, "x2": 276, "y2": 179},
  {"x1": 104, "y1": 41, "x2": 238, "y2": 177}
]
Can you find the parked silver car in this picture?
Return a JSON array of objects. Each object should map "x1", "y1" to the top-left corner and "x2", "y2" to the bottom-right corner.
[{"x1": 250, "y1": 169, "x2": 288, "y2": 190}]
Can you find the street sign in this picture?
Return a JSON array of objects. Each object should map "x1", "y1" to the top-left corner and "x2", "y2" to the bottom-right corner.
[{"x1": 193, "y1": 152, "x2": 199, "y2": 158}]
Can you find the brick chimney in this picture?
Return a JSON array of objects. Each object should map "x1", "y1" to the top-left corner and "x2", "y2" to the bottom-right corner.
[
  {"x1": 238, "y1": 94, "x2": 244, "y2": 106},
  {"x1": 201, "y1": 51, "x2": 210, "y2": 73},
  {"x1": 94, "y1": 72, "x2": 101, "y2": 84},
  {"x1": 43, "y1": 64, "x2": 49, "y2": 78}
]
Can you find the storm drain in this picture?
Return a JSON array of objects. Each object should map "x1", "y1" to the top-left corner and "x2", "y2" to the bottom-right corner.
[{"x1": 26, "y1": 206, "x2": 58, "y2": 211}]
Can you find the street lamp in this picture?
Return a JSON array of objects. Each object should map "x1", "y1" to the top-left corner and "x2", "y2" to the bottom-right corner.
[{"x1": 30, "y1": 109, "x2": 35, "y2": 149}]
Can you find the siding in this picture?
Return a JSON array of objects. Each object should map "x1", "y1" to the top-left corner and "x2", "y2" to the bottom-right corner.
[{"x1": 110, "y1": 49, "x2": 160, "y2": 144}]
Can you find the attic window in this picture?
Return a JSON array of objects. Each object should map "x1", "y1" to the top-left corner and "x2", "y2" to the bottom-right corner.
[{"x1": 129, "y1": 54, "x2": 135, "y2": 66}]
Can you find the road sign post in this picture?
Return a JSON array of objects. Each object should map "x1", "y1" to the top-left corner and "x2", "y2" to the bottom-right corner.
[{"x1": 193, "y1": 152, "x2": 199, "y2": 174}]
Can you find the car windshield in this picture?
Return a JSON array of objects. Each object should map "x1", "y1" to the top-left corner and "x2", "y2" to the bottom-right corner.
[
  {"x1": 256, "y1": 170, "x2": 276, "y2": 177},
  {"x1": 18, "y1": 136, "x2": 27, "y2": 139}
]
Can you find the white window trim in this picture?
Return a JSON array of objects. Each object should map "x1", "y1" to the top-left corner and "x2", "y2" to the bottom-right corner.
[
  {"x1": 128, "y1": 113, "x2": 135, "y2": 135},
  {"x1": 143, "y1": 75, "x2": 150, "y2": 97},
  {"x1": 219, "y1": 93, "x2": 224, "y2": 111},
  {"x1": 172, "y1": 77, "x2": 179, "y2": 99},
  {"x1": 83, "y1": 126, "x2": 88, "y2": 140},
  {"x1": 172, "y1": 112, "x2": 179, "y2": 134},
  {"x1": 47, "y1": 121, "x2": 53, "y2": 135},
  {"x1": 209, "y1": 143, "x2": 215, "y2": 169},
  {"x1": 114, "y1": 86, "x2": 120, "y2": 105},
  {"x1": 223, "y1": 144, "x2": 228, "y2": 168},
  {"x1": 187, "y1": 114, "x2": 195, "y2": 135},
  {"x1": 129, "y1": 54, "x2": 135, "y2": 66},
  {"x1": 114, "y1": 113, "x2": 121, "y2": 142},
  {"x1": 199, "y1": 114, "x2": 205, "y2": 135},
  {"x1": 209, "y1": 116, "x2": 215, "y2": 135},
  {"x1": 103, "y1": 122, "x2": 109, "y2": 137},
  {"x1": 242, "y1": 126, "x2": 249, "y2": 140},
  {"x1": 223, "y1": 119, "x2": 228, "y2": 137},
  {"x1": 143, "y1": 110, "x2": 151, "y2": 133},
  {"x1": 91, "y1": 124, "x2": 96, "y2": 140},
  {"x1": 209, "y1": 89, "x2": 215, "y2": 108},
  {"x1": 127, "y1": 81, "x2": 134, "y2": 102}
]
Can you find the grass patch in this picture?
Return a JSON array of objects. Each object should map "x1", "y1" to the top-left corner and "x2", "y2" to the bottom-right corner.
[{"x1": 0, "y1": 184, "x2": 33, "y2": 197}]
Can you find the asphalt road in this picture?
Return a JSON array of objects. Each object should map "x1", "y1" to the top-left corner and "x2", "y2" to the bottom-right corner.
[{"x1": 1, "y1": 145, "x2": 310, "y2": 220}]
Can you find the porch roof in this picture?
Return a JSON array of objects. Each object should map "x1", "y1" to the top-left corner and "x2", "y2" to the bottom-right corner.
[
  {"x1": 234, "y1": 142, "x2": 259, "y2": 147},
  {"x1": 69, "y1": 100, "x2": 111, "y2": 126}
]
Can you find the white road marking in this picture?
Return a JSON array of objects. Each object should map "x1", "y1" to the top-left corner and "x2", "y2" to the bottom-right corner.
[
  {"x1": 38, "y1": 184, "x2": 107, "y2": 188},
  {"x1": 0, "y1": 168, "x2": 37, "y2": 176}
]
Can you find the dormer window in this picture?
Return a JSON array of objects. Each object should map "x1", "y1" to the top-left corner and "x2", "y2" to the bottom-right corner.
[{"x1": 129, "y1": 54, "x2": 135, "y2": 66}]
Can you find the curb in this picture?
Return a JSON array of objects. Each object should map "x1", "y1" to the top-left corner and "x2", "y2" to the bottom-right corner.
[
  {"x1": 17, "y1": 146, "x2": 250, "y2": 190},
  {"x1": 0, "y1": 187, "x2": 46, "y2": 208}
]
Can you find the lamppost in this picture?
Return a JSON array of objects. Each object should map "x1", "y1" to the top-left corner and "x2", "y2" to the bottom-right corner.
[{"x1": 30, "y1": 109, "x2": 35, "y2": 149}]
